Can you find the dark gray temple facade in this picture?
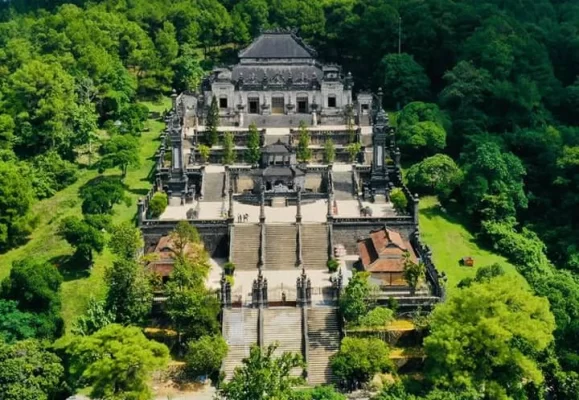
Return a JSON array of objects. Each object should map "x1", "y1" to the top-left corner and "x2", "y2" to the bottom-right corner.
[{"x1": 184, "y1": 29, "x2": 373, "y2": 127}]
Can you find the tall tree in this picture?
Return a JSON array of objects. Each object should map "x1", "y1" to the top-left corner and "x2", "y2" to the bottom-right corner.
[
  {"x1": 406, "y1": 154, "x2": 463, "y2": 200},
  {"x1": 62, "y1": 324, "x2": 169, "y2": 400},
  {"x1": 331, "y1": 337, "x2": 392, "y2": 390},
  {"x1": 0, "y1": 160, "x2": 34, "y2": 250},
  {"x1": 246, "y1": 122, "x2": 261, "y2": 165},
  {"x1": 109, "y1": 222, "x2": 143, "y2": 260},
  {"x1": 380, "y1": 53, "x2": 431, "y2": 108},
  {"x1": 219, "y1": 343, "x2": 305, "y2": 400},
  {"x1": 0, "y1": 340, "x2": 64, "y2": 400},
  {"x1": 58, "y1": 216, "x2": 105, "y2": 265},
  {"x1": 79, "y1": 176, "x2": 128, "y2": 215},
  {"x1": 105, "y1": 259, "x2": 152, "y2": 325},
  {"x1": 207, "y1": 96, "x2": 219, "y2": 146},
  {"x1": 98, "y1": 134, "x2": 140, "y2": 178},
  {"x1": 222, "y1": 131, "x2": 236, "y2": 165},
  {"x1": 425, "y1": 276, "x2": 555, "y2": 398},
  {"x1": 324, "y1": 138, "x2": 335, "y2": 164},
  {"x1": 339, "y1": 271, "x2": 375, "y2": 325},
  {"x1": 297, "y1": 121, "x2": 312, "y2": 163}
]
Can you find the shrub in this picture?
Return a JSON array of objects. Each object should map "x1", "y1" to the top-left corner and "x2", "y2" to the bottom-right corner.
[
  {"x1": 149, "y1": 192, "x2": 168, "y2": 218},
  {"x1": 358, "y1": 307, "x2": 394, "y2": 328},
  {"x1": 185, "y1": 335, "x2": 228, "y2": 380},
  {"x1": 198, "y1": 144, "x2": 211, "y2": 163},
  {"x1": 327, "y1": 258, "x2": 340, "y2": 273},
  {"x1": 390, "y1": 188, "x2": 408, "y2": 214}
]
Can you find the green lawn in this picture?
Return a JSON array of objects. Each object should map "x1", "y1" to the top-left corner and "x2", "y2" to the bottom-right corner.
[
  {"x1": 418, "y1": 196, "x2": 521, "y2": 289},
  {"x1": 0, "y1": 97, "x2": 170, "y2": 331}
]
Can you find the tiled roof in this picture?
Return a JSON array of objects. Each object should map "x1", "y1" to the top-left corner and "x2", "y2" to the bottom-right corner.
[
  {"x1": 357, "y1": 227, "x2": 418, "y2": 273},
  {"x1": 239, "y1": 33, "x2": 316, "y2": 59}
]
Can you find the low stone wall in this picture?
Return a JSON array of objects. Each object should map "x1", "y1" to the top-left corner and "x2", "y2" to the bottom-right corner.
[{"x1": 141, "y1": 219, "x2": 230, "y2": 258}]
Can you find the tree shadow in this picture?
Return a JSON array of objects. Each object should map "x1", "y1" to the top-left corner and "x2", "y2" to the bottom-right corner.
[
  {"x1": 50, "y1": 254, "x2": 90, "y2": 281},
  {"x1": 127, "y1": 187, "x2": 150, "y2": 196}
]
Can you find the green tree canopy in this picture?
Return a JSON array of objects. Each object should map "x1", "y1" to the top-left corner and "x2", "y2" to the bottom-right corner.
[
  {"x1": 62, "y1": 324, "x2": 169, "y2": 400},
  {"x1": 185, "y1": 334, "x2": 228, "y2": 380},
  {"x1": 105, "y1": 258, "x2": 152, "y2": 325},
  {"x1": 460, "y1": 135, "x2": 527, "y2": 221},
  {"x1": 381, "y1": 53, "x2": 430, "y2": 108},
  {"x1": 331, "y1": 337, "x2": 392, "y2": 390},
  {"x1": 98, "y1": 134, "x2": 140, "y2": 177},
  {"x1": 0, "y1": 299, "x2": 40, "y2": 343},
  {"x1": 219, "y1": 343, "x2": 305, "y2": 400},
  {"x1": 246, "y1": 122, "x2": 261, "y2": 165},
  {"x1": 222, "y1": 131, "x2": 236, "y2": 165},
  {"x1": 79, "y1": 176, "x2": 128, "y2": 215},
  {"x1": 0, "y1": 340, "x2": 64, "y2": 400},
  {"x1": 424, "y1": 276, "x2": 555, "y2": 398},
  {"x1": 406, "y1": 154, "x2": 463, "y2": 200},
  {"x1": 0, "y1": 160, "x2": 34, "y2": 250},
  {"x1": 58, "y1": 215, "x2": 105, "y2": 265},
  {"x1": 109, "y1": 221, "x2": 143, "y2": 260},
  {"x1": 339, "y1": 271, "x2": 375, "y2": 325}
]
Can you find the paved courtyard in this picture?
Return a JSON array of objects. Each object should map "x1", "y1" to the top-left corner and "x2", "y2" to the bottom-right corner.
[
  {"x1": 206, "y1": 257, "x2": 357, "y2": 306},
  {"x1": 160, "y1": 199, "x2": 397, "y2": 221}
]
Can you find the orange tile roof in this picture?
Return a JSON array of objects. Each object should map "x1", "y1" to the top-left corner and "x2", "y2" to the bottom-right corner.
[{"x1": 357, "y1": 227, "x2": 417, "y2": 273}]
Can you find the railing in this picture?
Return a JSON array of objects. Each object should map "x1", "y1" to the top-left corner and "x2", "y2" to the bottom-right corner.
[{"x1": 332, "y1": 216, "x2": 414, "y2": 224}]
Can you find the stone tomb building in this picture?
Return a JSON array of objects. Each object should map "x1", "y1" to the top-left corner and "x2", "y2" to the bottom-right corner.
[{"x1": 194, "y1": 29, "x2": 372, "y2": 127}]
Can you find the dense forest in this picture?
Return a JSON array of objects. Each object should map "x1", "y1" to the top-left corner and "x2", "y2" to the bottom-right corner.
[{"x1": 0, "y1": 0, "x2": 578, "y2": 399}]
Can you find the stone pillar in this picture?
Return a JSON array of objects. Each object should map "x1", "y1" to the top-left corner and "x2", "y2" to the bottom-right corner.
[
  {"x1": 296, "y1": 189, "x2": 302, "y2": 223},
  {"x1": 259, "y1": 184, "x2": 266, "y2": 223},
  {"x1": 228, "y1": 188, "x2": 234, "y2": 220},
  {"x1": 171, "y1": 89, "x2": 177, "y2": 110},
  {"x1": 413, "y1": 193, "x2": 420, "y2": 226},
  {"x1": 312, "y1": 110, "x2": 317, "y2": 126},
  {"x1": 262, "y1": 277, "x2": 268, "y2": 307},
  {"x1": 137, "y1": 198, "x2": 145, "y2": 226},
  {"x1": 306, "y1": 278, "x2": 312, "y2": 306},
  {"x1": 395, "y1": 147, "x2": 401, "y2": 167},
  {"x1": 238, "y1": 111, "x2": 244, "y2": 128},
  {"x1": 327, "y1": 192, "x2": 333, "y2": 219},
  {"x1": 252, "y1": 278, "x2": 259, "y2": 308}
]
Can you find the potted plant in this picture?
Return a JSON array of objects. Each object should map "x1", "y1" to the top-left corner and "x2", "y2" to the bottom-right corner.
[
  {"x1": 327, "y1": 258, "x2": 340, "y2": 273},
  {"x1": 224, "y1": 261, "x2": 236, "y2": 276}
]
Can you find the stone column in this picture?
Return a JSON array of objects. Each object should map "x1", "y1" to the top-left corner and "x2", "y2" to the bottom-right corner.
[
  {"x1": 413, "y1": 193, "x2": 420, "y2": 226},
  {"x1": 259, "y1": 184, "x2": 266, "y2": 223},
  {"x1": 228, "y1": 188, "x2": 234, "y2": 221},
  {"x1": 327, "y1": 192, "x2": 333, "y2": 219},
  {"x1": 296, "y1": 189, "x2": 302, "y2": 223},
  {"x1": 137, "y1": 199, "x2": 145, "y2": 226},
  {"x1": 395, "y1": 147, "x2": 401, "y2": 167},
  {"x1": 312, "y1": 110, "x2": 317, "y2": 126}
]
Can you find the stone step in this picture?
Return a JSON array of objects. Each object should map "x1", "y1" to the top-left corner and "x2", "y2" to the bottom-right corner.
[
  {"x1": 263, "y1": 308, "x2": 303, "y2": 376},
  {"x1": 202, "y1": 172, "x2": 225, "y2": 202},
  {"x1": 307, "y1": 307, "x2": 340, "y2": 385},
  {"x1": 301, "y1": 224, "x2": 328, "y2": 269},
  {"x1": 222, "y1": 308, "x2": 259, "y2": 381},
  {"x1": 231, "y1": 225, "x2": 261, "y2": 270},
  {"x1": 264, "y1": 225, "x2": 297, "y2": 270}
]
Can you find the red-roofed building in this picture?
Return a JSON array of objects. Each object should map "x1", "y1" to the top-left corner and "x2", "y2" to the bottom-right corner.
[
  {"x1": 357, "y1": 226, "x2": 418, "y2": 286},
  {"x1": 146, "y1": 236, "x2": 197, "y2": 282}
]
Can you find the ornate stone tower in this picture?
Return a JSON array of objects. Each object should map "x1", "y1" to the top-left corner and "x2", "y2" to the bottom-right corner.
[{"x1": 370, "y1": 98, "x2": 393, "y2": 202}]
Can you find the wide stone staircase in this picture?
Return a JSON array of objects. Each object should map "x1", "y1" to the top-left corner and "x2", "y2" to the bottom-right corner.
[
  {"x1": 263, "y1": 308, "x2": 304, "y2": 376},
  {"x1": 231, "y1": 224, "x2": 261, "y2": 270},
  {"x1": 222, "y1": 308, "x2": 259, "y2": 380},
  {"x1": 333, "y1": 171, "x2": 354, "y2": 200},
  {"x1": 307, "y1": 307, "x2": 340, "y2": 385},
  {"x1": 202, "y1": 172, "x2": 224, "y2": 202},
  {"x1": 265, "y1": 224, "x2": 298, "y2": 270},
  {"x1": 301, "y1": 224, "x2": 328, "y2": 269}
]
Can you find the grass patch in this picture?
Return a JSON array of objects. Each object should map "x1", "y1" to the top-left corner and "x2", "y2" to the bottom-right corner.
[
  {"x1": 0, "y1": 98, "x2": 169, "y2": 331},
  {"x1": 418, "y1": 196, "x2": 520, "y2": 289}
]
